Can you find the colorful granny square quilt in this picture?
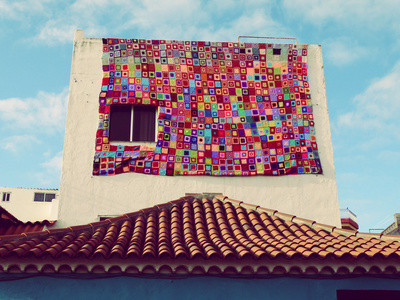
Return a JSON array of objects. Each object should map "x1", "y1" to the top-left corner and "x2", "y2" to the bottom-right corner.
[{"x1": 93, "y1": 38, "x2": 322, "y2": 176}]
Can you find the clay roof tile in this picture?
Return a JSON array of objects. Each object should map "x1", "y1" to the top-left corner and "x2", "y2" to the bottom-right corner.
[{"x1": 2, "y1": 194, "x2": 400, "y2": 275}]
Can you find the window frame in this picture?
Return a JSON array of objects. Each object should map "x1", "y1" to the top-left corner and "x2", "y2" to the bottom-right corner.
[
  {"x1": 2, "y1": 192, "x2": 10, "y2": 202},
  {"x1": 33, "y1": 192, "x2": 56, "y2": 202},
  {"x1": 34, "y1": 193, "x2": 45, "y2": 202},
  {"x1": 109, "y1": 104, "x2": 158, "y2": 143},
  {"x1": 45, "y1": 193, "x2": 56, "y2": 202}
]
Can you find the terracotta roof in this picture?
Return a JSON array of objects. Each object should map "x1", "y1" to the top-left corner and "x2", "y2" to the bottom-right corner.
[
  {"x1": 0, "y1": 206, "x2": 19, "y2": 222},
  {"x1": 1, "y1": 194, "x2": 400, "y2": 275},
  {"x1": 0, "y1": 206, "x2": 56, "y2": 236}
]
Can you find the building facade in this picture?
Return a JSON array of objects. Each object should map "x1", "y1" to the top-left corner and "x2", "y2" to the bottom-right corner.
[
  {"x1": 59, "y1": 30, "x2": 339, "y2": 228},
  {"x1": 0, "y1": 187, "x2": 59, "y2": 222},
  {"x1": 1, "y1": 31, "x2": 400, "y2": 300}
]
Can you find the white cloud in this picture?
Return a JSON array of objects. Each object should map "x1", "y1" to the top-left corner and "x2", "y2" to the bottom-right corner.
[
  {"x1": 2, "y1": 135, "x2": 40, "y2": 153},
  {"x1": 70, "y1": 0, "x2": 109, "y2": 11},
  {"x1": 32, "y1": 0, "x2": 284, "y2": 45},
  {"x1": 0, "y1": 88, "x2": 68, "y2": 134},
  {"x1": 337, "y1": 61, "x2": 400, "y2": 140},
  {"x1": 378, "y1": 150, "x2": 400, "y2": 162},
  {"x1": 122, "y1": 0, "x2": 204, "y2": 38},
  {"x1": 283, "y1": 0, "x2": 367, "y2": 23},
  {"x1": 323, "y1": 38, "x2": 367, "y2": 66},
  {"x1": 336, "y1": 172, "x2": 363, "y2": 183},
  {"x1": 37, "y1": 21, "x2": 77, "y2": 44},
  {"x1": 282, "y1": 0, "x2": 400, "y2": 32},
  {"x1": 200, "y1": 11, "x2": 289, "y2": 42},
  {"x1": 34, "y1": 150, "x2": 63, "y2": 186},
  {"x1": 42, "y1": 150, "x2": 63, "y2": 173},
  {"x1": 0, "y1": 0, "x2": 50, "y2": 19},
  {"x1": 121, "y1": 0, "x2": 285, "y2": 42},
  {"x1": 35, "y1": 0, "x2": 111, "y2": 44}
]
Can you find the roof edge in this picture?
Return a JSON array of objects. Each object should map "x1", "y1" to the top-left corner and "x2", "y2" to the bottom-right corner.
[{"x1": 2, "y1": 256, "x2": 400, "y2": 276}]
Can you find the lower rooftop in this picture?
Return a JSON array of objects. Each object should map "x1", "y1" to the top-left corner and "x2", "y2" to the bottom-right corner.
[{"x1": 0, "y1": 194, "x2": 400, "y2": 276}]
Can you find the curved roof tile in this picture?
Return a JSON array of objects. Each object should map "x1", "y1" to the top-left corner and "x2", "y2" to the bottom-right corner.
[{"x1": 1, "y1": 194, "x2": 400, "y2": 275}]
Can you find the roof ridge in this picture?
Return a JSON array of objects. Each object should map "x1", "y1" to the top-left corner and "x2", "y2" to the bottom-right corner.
[
  {"x1": 0, "y1": 205, "x2": 56, "y2": 227},
  {"x1": 1, "y1": 194, "x2": 399, "y2": 246},
  {"x1": 0, "y1": 206, "x2": 20, "y2": 222},
  {"x1": 0, "y1": 195, "x2": 197, "y2": 243},
  {"x1": 216, "y1": 196, "x2": 400, "y2": 241}
]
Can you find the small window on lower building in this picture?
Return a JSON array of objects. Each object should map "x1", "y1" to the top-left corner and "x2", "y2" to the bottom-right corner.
[
  {"x1": 2, "y1": 192, "x2": 10, "y2": 202},
  {"x1": 109, "y1": 105, "x2": 157, "y2": 142},
  {"x1": 45, "y1": 193, "x2": 56, "y2": 202},
  {"x1": 34, "y1": 192, "x2": 56, "y2": 202},
  {"x1": 34, "y1": 193, "x2": 45, "y2": 202}
]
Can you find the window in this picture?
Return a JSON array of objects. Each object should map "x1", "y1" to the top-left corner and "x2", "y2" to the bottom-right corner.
[
  {"x1": 109, "y1": 105, "x2": 157, "y2": 142},
  {"x1": 2, "y1": 192, "x2": 10, "y2": 202},
  {"x1": 34, "y1": 192, "x2": 56, "y2": 202},
  {"x1": 45, "y1": 193, "x2": 56, "y2": 202}
]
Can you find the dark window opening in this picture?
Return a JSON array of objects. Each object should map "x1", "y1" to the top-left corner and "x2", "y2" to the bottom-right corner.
[
  {"x1": 2, "y1": 193, "x2": 10, "y2": 202},
  {"x1": 109, "y1": 105, "x2": 157, "y2": 142},
  {"x1": 45, "y1": 193, "x2": 56, "y2": 202},
  {"x1": 109, "y1": 105, "x2": 131, "y2": 141},
  {"x1": 34, "y1": 192, "x2": 56, "y2": 202},
  {"x1": 34, "y1": 193, "x2": 44, "y2": 202}
]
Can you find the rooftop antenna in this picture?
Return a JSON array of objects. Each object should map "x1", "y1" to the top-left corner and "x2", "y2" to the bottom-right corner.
[
  {"x1": 369, "y1": 214, "x2": 393, "y2": 233},
  {"x1": 238, "y1": 36, "x2": 298, "y2": 44},
  {"x1": 369, "y1": 228, "x2": 384, "y2": 233}
]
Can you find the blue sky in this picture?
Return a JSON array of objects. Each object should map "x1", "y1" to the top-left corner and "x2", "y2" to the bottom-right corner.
[{"x1": 0, "y1": 0, "x2": 398, "y2": 231}]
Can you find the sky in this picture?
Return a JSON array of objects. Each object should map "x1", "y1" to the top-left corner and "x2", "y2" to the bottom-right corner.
[{"x1": 0, "y1": 0, "x2": 399, "y2": 232}]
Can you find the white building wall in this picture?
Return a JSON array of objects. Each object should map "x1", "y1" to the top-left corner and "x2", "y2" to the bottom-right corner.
[
  {"x1": 59, "y1": 30, "x2": 340, "y2": 228},
  {"x1": 0, "y1": 187, "x2": 59, "y2": 222}
]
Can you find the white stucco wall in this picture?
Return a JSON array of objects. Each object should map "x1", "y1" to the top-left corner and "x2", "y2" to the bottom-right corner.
[
  {"x1": 59, "y1": 30, "x2": 340, "y2": 228},
  {"x1": 0, "y1": 187, "x2": 59, "y2": 222}
]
